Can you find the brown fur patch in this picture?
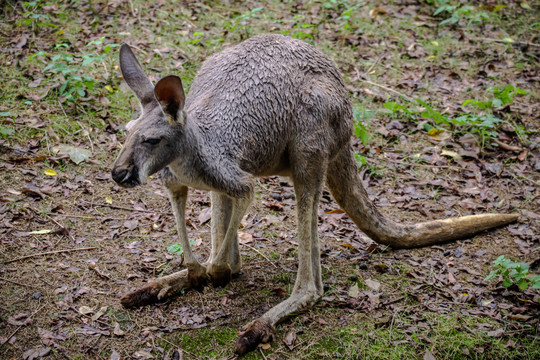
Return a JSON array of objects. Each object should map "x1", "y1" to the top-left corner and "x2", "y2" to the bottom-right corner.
[
  {"x1": 234, "y1": 317, "x2": 275, "y2": 355},
  {"x1": 187, "y1": 263, "x2": 209, "y2": 292},
  {"x1": 208, "y1": 263, "x2": 232, "y2": 288},
  {"x1": 120, "y1": 282, "x2": 161, "y2": 308}
]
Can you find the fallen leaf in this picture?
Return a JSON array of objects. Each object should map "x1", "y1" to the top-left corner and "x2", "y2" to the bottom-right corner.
[
  {"x1": 124, "y1": 219, "x2": 139, "y2": 231},
  {"x1": 8, "y1": 313, "x2": 32, "y2": 326},
  {"x1": 28, "y1": 229, "x2": 52, "y2": 235},
  {"x1": 113, "y1": 322, "x2": 125, "y2": 336},
  {"x1": 428, "y1": 128, "x2": 444, "y2": 136},
  {"x1": 91, "y1": 306, "x2": 108, "y2": 321},
  {"x1": 79, "y1": 306, "x2": 94, "y2": 315},
  {"x1": 28, "y1": 78, "x2": 42, "y2": 88},
  {"x1": 53, "y1": 144, "x2": 92, "y2": 164},
  {"x1": 283, "y1": 329, "x2": 297, "y2": 350},
  {"x1": 365, "y1": 279, "x2": 381, "y2": 291},
  {"x1": 198, "y1": 207, "x2": 211, "y2": 224},
  {"x1": 265, "y1": 202, "x2": 284, "y2": 211},
  {"x1": 487, "y1": 328, "x2": 505, "y2": 338},
  {"x1": 238, "y1": 231, "x2": 253, "y2": 245},
  {"x1": 424, "y1": 349, "x2": 436, "y2": 360},
  {"x1": 134, "y1": 349, "x2": 154, "y2": 359},
  {"x1": 271, "y1": 287, "x2": 287, "y2": 297},
  {"x1": 348, "y1": 284, "x2": 360, "y2": 298},
  {"x1": 441, "y1": 149, "x2": 463, "y2": 161},
  {"x1": 369, "y1": 7, "x2": 387, "y2": 18},
  {"x1": 44, "y1": 169, "x2": 58, "y2": 176},
  {"x1": 22, "y1": 347, "x2": 51, "y2": 360}
]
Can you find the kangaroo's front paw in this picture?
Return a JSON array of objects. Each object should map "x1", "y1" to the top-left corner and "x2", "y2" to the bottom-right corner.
[
  {"x1": 187, "y1": 262, "x2": 209, "y2": 291},
  {"x1": 234, "y1": 317, "x2": 275, "y2": 355},
  {"x1": 120, "y1": 282, "x2": 162, "y2": 308},
  {"x1": 207, "y1": 263, "x2": 232, "y2": 288}
]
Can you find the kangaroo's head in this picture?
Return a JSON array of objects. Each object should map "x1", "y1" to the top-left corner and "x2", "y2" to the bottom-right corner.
[{"x1": 112, "y1": 44, "x2": 187, "y2": 188}]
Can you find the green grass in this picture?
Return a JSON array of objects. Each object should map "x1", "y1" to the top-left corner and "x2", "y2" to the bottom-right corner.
[{"x1": 158, "y1": 310, "x2": 539, "y2": 359}]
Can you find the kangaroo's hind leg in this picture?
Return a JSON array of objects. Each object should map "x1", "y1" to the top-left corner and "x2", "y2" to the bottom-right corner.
[
  {"x1": 235, "y1": 153, "x2": 327, "y2": 354},
  {"x1": 207, "y1": 190, "x2": 253, "y2": 287},
  {"x1": 209, "y1": 192, "x2": 242, "y2": 275}
]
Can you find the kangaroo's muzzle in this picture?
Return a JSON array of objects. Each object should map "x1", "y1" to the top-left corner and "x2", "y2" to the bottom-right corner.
[{"x1": 111, "y1": 166, "x2": 140, "y2": 187}]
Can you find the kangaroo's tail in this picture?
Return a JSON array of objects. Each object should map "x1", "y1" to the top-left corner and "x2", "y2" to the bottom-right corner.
[{"x1": 326, "y1": 145, "x2": 519, "y2": 249}]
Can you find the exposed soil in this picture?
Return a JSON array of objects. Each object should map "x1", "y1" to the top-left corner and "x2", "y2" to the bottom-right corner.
[{"x1": 0, "y1": 1, "x2": 539, "y2": 359}]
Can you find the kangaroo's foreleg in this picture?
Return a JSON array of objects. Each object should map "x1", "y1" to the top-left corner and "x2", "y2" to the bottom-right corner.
[
  {"x1": 121, "y1": 174, "x2": 202, "y2": 308},
  {"x1": 166, "y1": 183, "x2": 208, "y2": 290},
  {"x1": 207, "y1": 189, "x2": 253, "y2": 287},
  {"x1": 234, "y1": 164, "x2": 325, "y2": 354}
]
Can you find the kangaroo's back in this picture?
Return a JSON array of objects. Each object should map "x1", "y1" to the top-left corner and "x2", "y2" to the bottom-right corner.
[{"x1": 185, "y1": 34, "x2": 353, "y2": 175}]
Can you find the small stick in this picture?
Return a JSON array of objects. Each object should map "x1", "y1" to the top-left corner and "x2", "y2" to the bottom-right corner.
[
  {"x1": 358, "y1": 79, "x2": 414, "y2": 102},
  {"x1": 259, "y1": 346, "x2": 268, "y2": 360},
  {"x1": 0, "y1": 277, "x2": 39, "y2": 288},
  {"x1": 365, "y1": 52, "x2": 385, "y2": 74},
  {"x1": 87, "y1": 202, "x2": 172, "y2": 215},
  {"x1": 3, "y1": 247, "x2": 97, "y2": 264},
  {"x1": 475, "y1": 37, "x2": 540, "y2": 48},
  {"x1": 28, "y1": 207, "x2": 76, "y2": 243},
  {"x1": 156, "y1": 335, "x2": 198, "y2": 359},
  {"x1": 493, "y1": 140, "x2": 524, "y2": 152},
  {"x1": 242, "y1": 244, "x2": 278, "y2": 269},
  {"x1": 388, "y1": 312, "x2": 396, "y2": 344}
]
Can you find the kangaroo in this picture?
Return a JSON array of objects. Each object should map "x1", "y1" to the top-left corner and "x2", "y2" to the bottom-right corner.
[{"x1": 111, "y1": 34, "x2": 518, "y2": 355}]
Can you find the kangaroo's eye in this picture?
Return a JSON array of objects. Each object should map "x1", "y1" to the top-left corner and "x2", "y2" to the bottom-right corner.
[{"x1": 144, "y1": 138, "x2": 161, "y2": 146}]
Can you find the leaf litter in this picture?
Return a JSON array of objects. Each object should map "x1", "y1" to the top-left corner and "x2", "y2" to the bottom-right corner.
[{"x1": 0, "y1": 1, "x2": 538, "y2": 359}]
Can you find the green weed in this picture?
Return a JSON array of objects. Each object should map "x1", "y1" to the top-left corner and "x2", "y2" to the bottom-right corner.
[
  {"x1": 433, "y1": 2, "x2": 490, "y2": 27},
  {"x1": 167, "y1": 240, "x2": 196, "y2": 256},
  {"x1": 18, "y1": 0, "x2": 58, "y2": 33},
  {"x1": 382, "y1": 84, "x2": 528, "y2": 150},
  {"x1": 485, "y1": 255, "x2": 540, "y2": 294},
  {"x1": 30, "y1": 37, "x2": 119, "y2": 102}
]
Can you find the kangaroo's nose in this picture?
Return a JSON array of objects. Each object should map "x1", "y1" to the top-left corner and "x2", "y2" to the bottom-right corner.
[{"x1": 111, "y1": 168, "x2": 129, "y2": 184}]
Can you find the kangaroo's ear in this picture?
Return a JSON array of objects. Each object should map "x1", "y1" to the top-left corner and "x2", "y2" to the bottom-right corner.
[
  {"x1": 119, "y1": 44, "x2": 155, "y2": 107},
  {"x1": 154, "y1": 75, "x2": 186, "y2": 125}
]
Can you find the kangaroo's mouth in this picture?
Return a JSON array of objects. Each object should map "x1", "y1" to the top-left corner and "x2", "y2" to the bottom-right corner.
[{"x1": 111, "y1": 166, "x2": 141, "y2": 188}]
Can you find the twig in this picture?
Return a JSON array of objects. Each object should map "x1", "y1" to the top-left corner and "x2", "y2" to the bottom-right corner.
[
  {"x1": 156, "y1": 335, "x2": 198, "y2": 359},
  {"x1": 3, "y1": 247, "x2": 97, "y2": 264},
  {"x1": 357, "y1": 78, "x2": 414, "y2": 102},
  {"x1": 379, "y1": 157, "x2": 461, "y2": 170},
  {"x1": 0, "y1": 304, "x2": 45, "y2": 348},
  {"x1": 86, "y1": 202, "x2": 172, "y2": 215},
  {"x1": 0, "y1": 277, "x2": 39, "y2": 288},
  {"x1": 34, "y1": 270, "x2": 54, "y2": 287},
  {"x1": 365, "y1": 52, "x2": 385, "y2": 74},
  {"x1": 388, "y1": 312, "x2": 396, "y2": 344},
  {"x1": 44, "y1": 212, "x2": 76, "y2": 243},
  {"x1": 493, "y1": 140, "x2": 524, "y2": 152},
  {"x1": 475, "y1": 37, "x2": 540, "y2": 48},
  {"x1": 241, "y1": 244, "x2": 278, "y2": 269},
  {"x1": 259, "y1": 346, "x2": 268, "y2": 360}
]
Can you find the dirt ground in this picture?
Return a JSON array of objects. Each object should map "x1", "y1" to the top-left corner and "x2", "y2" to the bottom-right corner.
[{"x1": 1, "y1": 1, "x2": 539, "y2": 359}]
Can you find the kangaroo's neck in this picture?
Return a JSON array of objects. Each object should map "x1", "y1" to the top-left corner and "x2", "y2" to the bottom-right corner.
[{"x1": 168, "y1": 115, "x2": 231, "y2": 192}]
